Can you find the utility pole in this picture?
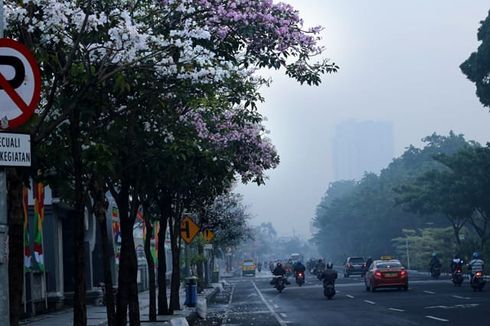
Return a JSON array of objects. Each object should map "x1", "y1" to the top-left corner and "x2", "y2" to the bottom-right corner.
[
  {"x1": 0, "y1": 2, "x2": 11, "y2": 325},
  {"x1": 405, "y1": 237, "x2": 410, "y2": 270}
]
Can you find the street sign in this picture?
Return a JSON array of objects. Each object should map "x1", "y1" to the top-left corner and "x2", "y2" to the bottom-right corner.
[
  {"x1": 203, "y1": 228, "x2": 215, "y2": 242},
  {"x1": 180, "y1": 216, "x2": 199, "y2": 244},
  {"x1": 0, "y1": 132, "x2": 31, "y2": 166},
  {"x1": 0, "y1": 38, "x2": 41, "y2": 129}
]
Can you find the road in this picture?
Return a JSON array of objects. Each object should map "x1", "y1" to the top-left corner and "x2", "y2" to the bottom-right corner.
[{"x1": 193, "y1": 269, "x2": 489, "y2": 325}]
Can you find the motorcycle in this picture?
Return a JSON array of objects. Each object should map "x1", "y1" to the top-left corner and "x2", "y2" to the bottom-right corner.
[
  {"x1": 323, "y1": 280, "x2": 336, "y2": 300},
  {"x1": 430, "y1": 265, "x2": 441, "y2": 279},
  {"x1": 273, "y1": 276, "x2": 286, "y2": 293},
  {"x1": 452, "y1": 268, "x2": 463, "y2": 287},
  {"x1": 470, "y1": 271, "x2": 486, "y2": 292},
  {"x1": 295, "y1": 271, "x2": 305, "y2": 286}
]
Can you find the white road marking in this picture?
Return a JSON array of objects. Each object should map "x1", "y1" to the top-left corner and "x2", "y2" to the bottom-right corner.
[
  {"x1": 452, "y1": 295, "x2": 471, "y2": 300},
  {"x1": 346, "y1": 295, "x2": 355, "y2": 299},
  {"x1": 425, "y1": 316, "x2": 449, "y2": 322},
  {"x1": 280, "y1": 313, "x2": 287, "y2": 318},
  {"x1": 274, "y1": 304, "x2": 279, "y2": 309},
  {"x1": 424, "y1": 290, "x2": 435, "y2": 294},
  {"x1": 364, "y1": 300, "x2": 376, "y2": 305},
  {"x1": 388, "y1": 308, "x2": 405, "y2": 312},
  {"x1": 252, "y1": 281, "x2": 288, "y2": 326},
  {"x1": 425, "y1": 304, "x2": 479, "y2": 310}
]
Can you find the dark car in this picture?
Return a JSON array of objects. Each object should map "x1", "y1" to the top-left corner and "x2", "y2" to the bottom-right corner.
[
  {"x1": 364, "y1": 259, "x2": 408, "y2": 292},
  {"x1": 344, "y1": 256, "x2": 366, "y2": 277}
]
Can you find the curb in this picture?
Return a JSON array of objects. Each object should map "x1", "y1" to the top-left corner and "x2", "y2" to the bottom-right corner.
[{"x1": 186, "y1": 284, "x2": 221, "y2": 325}]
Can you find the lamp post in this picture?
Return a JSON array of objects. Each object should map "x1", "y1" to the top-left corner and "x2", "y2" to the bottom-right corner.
[{"x1": 405, "y1": 237, "x2": 410, "y2": 270}]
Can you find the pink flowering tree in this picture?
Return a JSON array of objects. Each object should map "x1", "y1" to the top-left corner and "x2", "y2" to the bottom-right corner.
[{"x1": 4, "y1": 0, "x2": 336, "y2": 325}]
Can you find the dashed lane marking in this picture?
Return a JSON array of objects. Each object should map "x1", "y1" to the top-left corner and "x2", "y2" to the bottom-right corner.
[
  {"x1": 230, "y1": 311, "x2": 272, "y2": 315},
  {"x1": 424, "y1": 290, "x2": 435, "y2": 294},
  {"x1": 346, "y1": 295, "x2": 355, "y2": 299},
  {"x1": 273, "y1": 304, "x2": 279, "y2": 309},
  {"x1": 364, "y1": 300, "x2": 376, "y2": 305},
  {"x1": 280, "y1": 313, "x2": 287, "y2": 318},
  {"x1": 252, "y1": 281, "x2": 289, "y2": 326},
  {"x1": 388, "y1": 308, "x2": 405, "y2": 312},
  {"x1": 425, "y1": 316, "x2": 449, "y2": 322},
  {"x1": 452, "y1": 295, "x2": 471, "y2": 300}
]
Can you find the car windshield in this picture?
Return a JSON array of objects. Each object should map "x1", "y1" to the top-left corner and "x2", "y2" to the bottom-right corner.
[
  {"x1": 349, "y1": 258, "x2": 364, "y2": 264},
  {"x1": 376, "y1": 262, "x2": 402, "y2": 269}
]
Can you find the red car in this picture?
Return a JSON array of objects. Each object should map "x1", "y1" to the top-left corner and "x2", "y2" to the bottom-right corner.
[{"x1": 364, "y1": 259, "x2": 408, "y2": 292}]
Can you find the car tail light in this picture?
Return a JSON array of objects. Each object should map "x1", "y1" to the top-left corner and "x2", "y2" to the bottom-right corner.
[
  {"x1": 456, "y1": 269, "x2": 461, "y2": 273},
  {"x1": 400, "y1": 270, "x2": 407, "y2": 277},
  {"x1": 475, "y1": 271, "x2": 483, "y2": 277},
  {"x1": 374, "y1": 271, "x2": 382, "y2": 278}
]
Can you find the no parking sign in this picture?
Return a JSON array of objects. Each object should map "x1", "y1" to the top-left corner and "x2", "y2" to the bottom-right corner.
[{"x1": 0, "y1": 38, "x2": 41, "y2": 129}]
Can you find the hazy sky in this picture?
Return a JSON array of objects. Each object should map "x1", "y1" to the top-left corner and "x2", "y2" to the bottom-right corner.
[{"x1": 236, "y1": 1, "x2": 490, "y2": 237}]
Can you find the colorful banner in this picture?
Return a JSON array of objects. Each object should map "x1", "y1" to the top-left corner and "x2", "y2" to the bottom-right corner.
[
  {"x1": 33, "y1": 182, "x2": 45, "y2": 271},
  {"x1": 23, "y1": 185, "x2": 31, "y2": 271}
]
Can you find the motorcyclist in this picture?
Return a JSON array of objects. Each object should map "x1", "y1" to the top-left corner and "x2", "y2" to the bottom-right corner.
[
  {"x1": 316, "y1": 259, "x2": 326, "y2": 274},
  {"x1": 293, "y1": 260, "x2": 306, "y2": 280},
  {"x1": 429, "y1": 252, "x2": 441, "y2": 274},
  {"x1": 321, "y1": 262, "x2": 338, "y2": 285},
  {"x1": 468, "y1": 252, "x2": 484, "y2": 282},
  {"x1": 450, "y1": 254, "x2": 464, "y2": 273},
  {"x1": 272, "y1": 262, "x2": 290, "y2": 285}
]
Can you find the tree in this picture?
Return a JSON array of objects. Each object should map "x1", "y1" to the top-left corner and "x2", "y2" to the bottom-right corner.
[{"x1": 460, "y1": 10, "x2": 490, "y2": 108}]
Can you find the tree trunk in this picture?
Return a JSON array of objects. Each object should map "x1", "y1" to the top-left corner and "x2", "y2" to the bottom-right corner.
[
  {"x1": 197, "y1": 243, "x2": 204, "y2": 291},
  {"x1": 71, "y1": 108, "x2": 87, "y2": 326},
  {"x1": 143, "y1": 216, "x2": 156, "y2": 321},
  {"x1": 157, "y1": 212, "x2": 169, "y2": 315},
  {"x1": 114, "y1": 186, "x2": 140, "y2": 326},
  {"x1": 90, "y1": 177, "x2": 115, "y2": 326},
  {"x1": 7, "y1": 168, "x2": 24, "y2": 326},
  {"x1": 98, "y1": 217, "x2": 116, "y2": 326},
  {"x1": 169, "y1": 213, "x2": 181, "y2": 312}
]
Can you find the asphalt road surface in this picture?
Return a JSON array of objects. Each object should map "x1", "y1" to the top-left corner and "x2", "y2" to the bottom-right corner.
[{"x1": 192, "y1": 269, "x2": 489, "y2": 326}]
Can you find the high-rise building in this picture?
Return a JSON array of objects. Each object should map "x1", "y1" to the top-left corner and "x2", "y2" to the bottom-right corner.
[{"x1": 332, "y1": 120, "x2": 395, "y2": 181}]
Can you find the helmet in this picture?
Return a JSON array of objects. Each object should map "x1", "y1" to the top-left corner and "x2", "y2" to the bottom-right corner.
[
  {"x1": 318, "y1": 259, "x2": 323, "y2": 263},
  {"x1": 277, "y1": 262, "x2": 282, "y2": 267},
  {"x1": 472, "y1": 252, "x2": 480, "y2": 259},
  {"x1": 326, "y1": 262, "x2": 333, "y2": 269},
  {"x1": 432, "y1": 252, "x2": 437, "y2": 257}
]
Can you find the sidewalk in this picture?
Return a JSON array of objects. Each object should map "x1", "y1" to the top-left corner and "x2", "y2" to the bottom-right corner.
[{"x1": 20, "y1": 284, "x2": 221, "y2": 326}]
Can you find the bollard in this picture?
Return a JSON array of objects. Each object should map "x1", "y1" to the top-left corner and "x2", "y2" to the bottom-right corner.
[{"x1": 184, "y1": 276, "x2": 197, "y2": 307}]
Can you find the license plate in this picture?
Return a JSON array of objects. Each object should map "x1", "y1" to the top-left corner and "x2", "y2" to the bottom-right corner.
[{"x1": 385, "y1": 273, "x2": 397, "y2": 277}]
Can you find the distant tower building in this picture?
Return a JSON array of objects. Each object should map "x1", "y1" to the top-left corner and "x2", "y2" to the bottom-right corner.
[{"x1": 332, "y1": 120, "x2": 395, "y2": 181}]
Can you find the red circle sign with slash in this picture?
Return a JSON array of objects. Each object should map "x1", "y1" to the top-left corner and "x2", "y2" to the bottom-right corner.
[{"x1": 0, "y1": 38, "x2": 41, "y2": 129}]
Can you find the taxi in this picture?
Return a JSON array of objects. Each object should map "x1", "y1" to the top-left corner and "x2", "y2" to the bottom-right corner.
[
  {"x1": 242, "y1": 259, "x2": 256, "y2": 276},
  {"x1": 364, "y1": 257, "x2": 408, "y2": 292}
]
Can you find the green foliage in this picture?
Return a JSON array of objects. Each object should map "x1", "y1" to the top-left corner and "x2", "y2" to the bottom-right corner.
[
  {"x1": 392, "y1": 228, "x2": 456, "y2": 271},
  {"x1": 313, "y1": 132, "x2": 471, "y2": 263},
  {"x1": 460, "y1": 10, "x2": 490, "y2": 108}
]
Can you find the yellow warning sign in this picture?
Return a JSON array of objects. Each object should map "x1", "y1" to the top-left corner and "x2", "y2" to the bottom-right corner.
[
  {"x1": 203, "y1": 228, "x2": 215, "y2": 242},
  {"x1": 180, "y1": 216, "x2": 200, "y2": 244}
]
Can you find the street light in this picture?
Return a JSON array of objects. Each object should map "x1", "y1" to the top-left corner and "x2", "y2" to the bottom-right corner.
[{"x1": 405, "y1": 238, "x2": 410, "y2": 270}]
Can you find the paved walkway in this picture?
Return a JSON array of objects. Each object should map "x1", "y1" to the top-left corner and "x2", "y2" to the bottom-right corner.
[{"x1": 20, "y1": 284, "x2": 221, "y2": 326}]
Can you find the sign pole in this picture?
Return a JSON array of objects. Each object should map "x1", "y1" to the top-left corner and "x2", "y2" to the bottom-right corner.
[{"x1": 0, "y1": 2, "x2": 11, "y2": 326}]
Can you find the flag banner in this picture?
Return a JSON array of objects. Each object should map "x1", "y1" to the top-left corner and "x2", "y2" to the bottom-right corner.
[
  {"x1": 33, "y1": 182, "x2": 45, "y2": 271},
  {"x1": 152, "y1": 221, "x2": 159, "y2": 264},
  {"x1": 112, "y1": 207, "x2": 119, "y2": 218},
  {"x1": 23, "y1": 185, "x2": 31, "y2": 271}
]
